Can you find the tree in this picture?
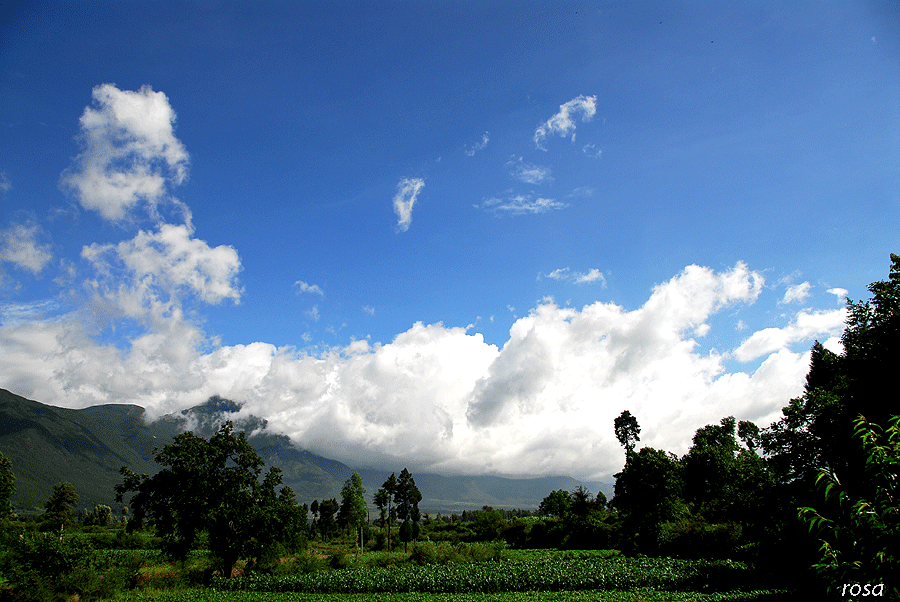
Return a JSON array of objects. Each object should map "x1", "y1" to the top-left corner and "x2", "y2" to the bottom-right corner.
[
  {"x1": 539, "y1": 489, "x2": 573, "y2": 517},
  {"x1": 44, "y1": 482, "x2": 78, "y2": 527},
  {"x1": 614, "y1": 410, "x2": 641, "y2": 453},
  {"x1": 340, "y1": 471, "x2": 367, "y2": 554},
  {"x1": 394, "y1": 468, "x2": 422, "y2": 552},
  {"x1": 116, "y1": 421, "x2": 298, "y2": 578},
  {"x1": 374, "y1": 473, "x2": 398, "y2": 550},
  {"x1": 799, "y1": 415, "x2": 899, "y2": 598},
  {"x1": 612, "y1": 447, "x2": 684, "y2": 554},
  {"x1": 0, "y1": 451, "x2": 14, "y2": 517},
  {"x1": 317, "y1": 498, "x2": 339, "y2": 541}
]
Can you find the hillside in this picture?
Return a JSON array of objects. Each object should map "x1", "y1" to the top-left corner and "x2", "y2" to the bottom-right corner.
[{"x1": 0, "y1": 388, "x2": 611, "y2": 514}]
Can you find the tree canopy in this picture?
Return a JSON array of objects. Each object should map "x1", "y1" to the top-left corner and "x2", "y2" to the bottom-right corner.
[
  {"x1": 116, "y1": 420, "x2": 301, "y2": 578},
  {"x1": 614, "y1": 410, "x2": 641, "y2": 453},
  {"x1": 0, "y1": 451, "x2": 13, "y2": 517}
]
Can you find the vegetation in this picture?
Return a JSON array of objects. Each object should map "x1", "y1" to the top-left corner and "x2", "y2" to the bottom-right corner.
[{"x1": 0, "y1": 254, "x2": 897, "y2": 601}]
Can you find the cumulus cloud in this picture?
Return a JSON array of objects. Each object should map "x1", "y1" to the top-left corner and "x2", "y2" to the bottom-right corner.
[
  {"x1": 507, "y1": 157, "x2": 553, "y2": 184},
  {"x1": 0, "y1": 260, "x2": 845, "y2": 481},
  {"x1": 0, "y1": 223, "x2": 52, "y2": 274},
  {"x1": 393, "y1": 177, "x2": 424, "y2": 232},
  {"x1": 60, "y1": 84, "x2": 189, "y2": 222},
  {"x1": 294, "y1": 280, "x2": 324, "y2": 296},
  {"x1": 465, "y1": 132, "x2": 489, "y2": 156},
  {"x1": 81, "y1": 223, "x2": 242, "y2": 330},
  {"x1": 534, "y1": 95, "x2": 597, "y2": 150},
  {"x1": 477, "y1": 194, "x2": 568, "y2": 215},
  {"x1": 732, "y1": 309, "x2": 847, "y2": 363},
  {"x1": 781, "y1": 281, "x2": 811, "y2": 304}
]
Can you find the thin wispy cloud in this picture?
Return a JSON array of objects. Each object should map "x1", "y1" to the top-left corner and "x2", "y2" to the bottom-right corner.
[
  {"x1": 465, "y1": 132, "x2": 489, "y2": 156},
  {"x1": 507, "y1": 157, "x2": 553, "y2": 184},
  {"x1": 534, "y1": 95, "x2": 597, "y2": 150},
  {"x1": 393, "y1": 177, "x2": 425, "y2": 232},
  {"x1": 362, "y1": 305, "x2": 375, "y2": 316},
  {"x1": 0, "y1": 172, "x2": 11, "y2": 193},
  {"x1": 544, "y1": 267, "x2": 606, "y2": 285},
  {"x1": 477, "y1": 194, "x2": 568, "y2": 215}
]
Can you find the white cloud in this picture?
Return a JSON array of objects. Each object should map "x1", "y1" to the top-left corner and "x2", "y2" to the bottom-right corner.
[
  {"x1": 0, "y1": 172, "x2": 11, "y2": 193},
  {"x1": 294, "y1": 280, "x2": 324, "y2": 296},
  {"x1": 305, "y1": 305, "x2": 320, "y2": 322},
  {"x1": 362, "y1": 305, "x2": 375, "y2": 316},
  {"x1": 781, "y1": 281, "x2": 811, "y2": 304},
  {"x1": 478, "y1": 194, "x2": 569, "y2": 215},
  {"x1": 544, "y1": 267, "x2": 606, "y2": 286},
  {"x1": 393, "y1": 177, "x2": 424, "y2": 232},
  {"x1": 732, "y1": 308, "x2": 847, "y2": 363},
  {"x1": 465, "y1": 132, "x2": 489, "y2": 156},
  {"x1": 0, "y1": 223, "x2": 52, "y2": 274},
  {"x1": 81, "y1": 223, "x2": 242, "y2": 330},
  {"x1": 60, "y1": 84, "x2": 189, "y2": 222},
  {"x1": 0, "y1": 260, "x2": 840, "y2": 481},
  {"x1": 534, "y1": 95, "x2": 597, "y2": 150},
  {"x1": 827, "y1": 287, "x2": 848, "y2": 301},
  {"x1": 507, "y1": 157, "x2": 553, "y2": 184}
]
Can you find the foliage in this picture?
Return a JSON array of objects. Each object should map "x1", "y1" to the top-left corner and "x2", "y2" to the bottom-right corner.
[
  {"x1": 798, "y1": 415, "x2": 899, "y2": 598},
  {"x1": 211, "y1": 553, "x2": 755, "y2": 595},
  {"x1": 0, "y1": 525, "x2": 144, "y2": 602},
  {"x1": 539, "y1": 489, "x2": 573, "y2": 517},
  {"x1": 340, "y1": 472, "x2": 367, "y2": 552},
  {"x1": 116, "y1": 420, "x2": 301, "y2": 578},
  {"x1": 374, "y1": 473, "x2": 398, "y2": 550},
  {"x1": 43, "y1": 482, "x2": 78, "y2": 527},
  {"x1": 0, "y1": 451, "x2": 13, "y2": 518},
  {"x1": 614, "y1": 410, "x2": 641, "y2": 453},
  {"x1": 395, "y1": 468, "x2": 423, "y2": 552},
  {"x1": 613, "y1": 447, "x2": 685, "y2": 554}
]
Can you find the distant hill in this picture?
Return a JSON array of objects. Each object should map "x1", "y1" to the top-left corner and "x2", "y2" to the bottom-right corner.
[{"x1": 0, "y1": 388, "x2": 611, "y2": 515}]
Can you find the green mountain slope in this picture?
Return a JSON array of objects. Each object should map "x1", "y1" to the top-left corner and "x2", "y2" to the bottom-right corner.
[{"x1": 0, "y1": 388, "x2": 611, "y2": 515}]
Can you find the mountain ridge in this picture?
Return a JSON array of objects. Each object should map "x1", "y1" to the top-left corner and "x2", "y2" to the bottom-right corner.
[{"x1": 0, "y1": 388, "x2": 611, "y2": 514}]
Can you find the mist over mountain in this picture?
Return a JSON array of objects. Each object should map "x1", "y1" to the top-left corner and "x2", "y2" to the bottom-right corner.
[{"x1": 0, "y1": 388, "x2": 609, "y2": 514}]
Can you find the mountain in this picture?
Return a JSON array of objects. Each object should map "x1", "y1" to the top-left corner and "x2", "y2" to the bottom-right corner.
[{"x1": 0, "y1": 388, "x2": 611, "y2": 514}]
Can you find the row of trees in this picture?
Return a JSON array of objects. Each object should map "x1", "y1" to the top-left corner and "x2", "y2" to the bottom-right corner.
[{"x1": 607, "y1": 254, "x2": 900, "y2": 596}]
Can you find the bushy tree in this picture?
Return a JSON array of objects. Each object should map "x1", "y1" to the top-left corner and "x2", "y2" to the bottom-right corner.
[
  {"x1": 613, "y1": 447, "x2": 684, "y2": 554},
  {"x1": 116, "y1": 421, "x2": 299, "y2": 577},
  {"x1": 539, "y1": 489, "x2": 573, "y2": 517},
  {"x1": 799, "y1": 415, "x2": 899, "y2": 598},
  {"x1": 44, "y1": 482, "x2": 78, "y2": 528}
]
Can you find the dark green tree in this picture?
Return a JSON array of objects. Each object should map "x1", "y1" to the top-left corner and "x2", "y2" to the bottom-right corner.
[
  {"x1": 0, "y1": 451, "x2": 14, "y2": 517},
  {"x1": 317, "y1": 498, "x2": 339, "y2": 541},
  {"x1": 799, "y1": 415, "x2": 899, "y2": 598},
  {"x1": 374, "y1": 473, "x2": 398, "y2": 550},
  {"x1": 612, "y1": 447, "x2": 684, "y2": 554},
  {"x1": 394, "y1": 468, "x2": 422, "y2": 552},
  {"x1": 614, "y1": 410, "x2": 641, "y2": 453},
  {"x1": 44, "y1": 482, "x2": 78, "y2": 527},
  {"x1": 116, "y1": 421, "x2": 298, "y2": 578},
  {"x1": 539, "y1": 489, "x2": 573, "y2": 517},
  {"x1": 340, "y1": 471, "x2": 367, "y2": 554}
]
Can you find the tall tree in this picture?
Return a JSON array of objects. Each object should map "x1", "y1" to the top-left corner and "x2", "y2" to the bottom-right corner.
[
  {"x1": 0, "y1": 451, "x2": 13, "y2": 517},
  {"x1": 340, "y1": 471, "x2": 367, "y2": 554},
  {"x1": 614, "y1": 410, "x2": 641, "y2": 453},
  {"x1": 317, "y1": 498, "x2": 339, "y2": 541},
  {"x1": 374, "y1": 473, "x2": 398, "y2": 550},
  {"x1": 394, "y1": 468, "x2": 422, "y2": 553},
  {"x1": 116, "y1": 421, "x2": 298, "y2": 578},
  {"x1": 612, "y1": 447, "x2": 683, "y2": 554}
]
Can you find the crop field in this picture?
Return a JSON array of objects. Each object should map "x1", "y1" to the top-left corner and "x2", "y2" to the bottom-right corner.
[{"x1": 106, "y1": 546, "x2": 792, "y2": 602}]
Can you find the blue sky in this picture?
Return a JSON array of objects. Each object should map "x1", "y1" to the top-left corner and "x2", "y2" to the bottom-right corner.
[{"x1": 0, "y1": 1, "x2": 898, "y2": 480}]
